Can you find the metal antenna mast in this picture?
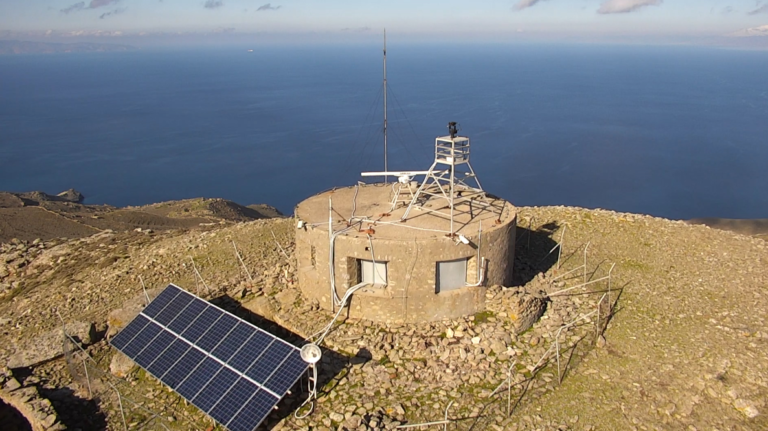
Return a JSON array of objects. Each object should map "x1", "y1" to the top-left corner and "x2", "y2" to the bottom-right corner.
[{"x1": 383, "y1": 29, "x2": 388, "y2": 184}]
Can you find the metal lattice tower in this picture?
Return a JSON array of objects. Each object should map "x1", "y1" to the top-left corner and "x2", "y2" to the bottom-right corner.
[{"x1": 401, "y1": 122, "x2": 490, "y2": 234}]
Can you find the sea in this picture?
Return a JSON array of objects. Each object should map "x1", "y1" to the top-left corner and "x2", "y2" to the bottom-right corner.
[{"x1": 1, "y1": 43, "x2": 767, "y2": 220}]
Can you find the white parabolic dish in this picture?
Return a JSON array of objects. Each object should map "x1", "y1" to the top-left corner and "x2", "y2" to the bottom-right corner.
[{"x1": 300, "y1": 343, "x2": 322, "y2": 364}]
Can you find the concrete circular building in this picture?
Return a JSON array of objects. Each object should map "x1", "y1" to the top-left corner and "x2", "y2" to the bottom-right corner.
[{"x1": 295, "y1": 126, "x2": 517, "y2": 323}]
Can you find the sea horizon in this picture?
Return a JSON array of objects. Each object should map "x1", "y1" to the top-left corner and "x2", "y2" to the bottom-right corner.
[{"x1": 1, "y1": 43, "x2": 767, "y2": 220}]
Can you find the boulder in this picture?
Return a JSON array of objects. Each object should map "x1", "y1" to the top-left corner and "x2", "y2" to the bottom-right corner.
[
  {"x1": 106, "y1": 287, "x2": 164, "y2": 338},
  {"x1": 242, "y1": 295, "x2": 276, "y2": 321},
  {"x1": 274, "y1": 288, "x2": 298, "y2": 310},
  {"x1": 110, "y1": 352, "x2": 136, "y2": 378},
  {"x1": 7, "y1": 321, "x2": 95, "y2": 369},
  {"x1": 506, "y1": 289, "x2": 548, "y2": 334},
  {"x1": 27, "y1": 243, "x2": 73, "y2": 270},
  {"x1": 3, "y1": 376, "x2": 22, "y2": 391}
]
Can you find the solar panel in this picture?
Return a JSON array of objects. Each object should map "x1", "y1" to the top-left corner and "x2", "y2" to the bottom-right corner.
[{"x1": 111, "y1": 284, "x2": 309, "y2": 431}]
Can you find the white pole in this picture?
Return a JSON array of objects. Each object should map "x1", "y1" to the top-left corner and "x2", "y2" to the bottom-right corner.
[
  {"x1": 232, "y1": 241, "x2": 254, "y2": 283},
  {"x1": 329, "y1": 196, "x2": 335, "y2": 313},
  {"x1": 328, "y1": 196, "x2": 333, "y2": 240},
  {"x1": 449, "y1": 137, "x2": 455, "y2": 235},
  {"x1": 139, "y1": 275, "x2": 150, "y2": 305}
]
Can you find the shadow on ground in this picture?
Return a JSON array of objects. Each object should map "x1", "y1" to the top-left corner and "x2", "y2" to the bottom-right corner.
[
  {"x1": 0, "y1": 397, "x2": 33, "y2": 431},
  {"x1": 211, "y1": 295, "x2": 357, "y2": 430},
  {"x1": 512, "y1": 222, "x2": 561, "y2": 287},
  {"x1": 39, "y1": 386, "x2": 108, "y2": 431}
]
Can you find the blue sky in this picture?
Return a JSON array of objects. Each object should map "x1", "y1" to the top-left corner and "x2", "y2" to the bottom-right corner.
[{"x1": 1, "y1": 0, "x2": 767, "y2": 45}]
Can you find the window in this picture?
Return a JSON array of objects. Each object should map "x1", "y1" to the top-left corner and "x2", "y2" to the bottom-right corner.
[
  {"x1": 359, "y1": 259, "x2": 387, "y2": 286},
  {"x1": 436, "y1": 258, "x2": 468, "y2": 293}
]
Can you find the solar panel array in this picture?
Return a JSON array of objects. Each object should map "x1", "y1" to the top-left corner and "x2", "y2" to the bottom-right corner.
[{"x1": 111, "y1": 284, "x2": 308, "y2": 431}]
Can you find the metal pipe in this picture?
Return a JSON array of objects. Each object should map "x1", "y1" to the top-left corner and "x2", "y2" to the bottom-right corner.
[
  {"x1": 444, "y1": 400, "x2": 454, "y2": 431},
  {"x1": 550, "y1": 265, "x2": 586, "y2": 281},
  {"x1": 329, "y1": 196, "x2": 336, "y2": 311},
  {"x1": 596, "y1": 293, "x2": 607, "y2": 338},
  {"x1": 506, "y1": 362, "x2": 517, "y2": 416},
  {"x1": 557, "y1": 224, "x2": 566, "y2": 270},
  {"x1": 270, "y1": 230, "x2": 290, "y2": 260},
  {"x1": 607, "y1": 263, "x2": 615, "y2": 308},
  {"x1": 383, "y1": 29, "x2": 388, "y2": 184},
  {"x1": 548, "y1": 275, "x2": 611, "y2": 297},
  {"x1": 350, "y1": 183, "x2": 359, "y2": 223},
  {"x1": 139, "y1": 275, "x2": 150, "y2": 305},
  {"x1": 367, "y1": 234, "x2": 386, "y2": 286},
  {"x1": 477, "y1": 221, "x2": 482, "y2": 282},
  {"x1": 83, "y1": 359, "x2": 92, "y2": 399},
  {"x1": 583, "y1": 242, "x2": 590, "y2": 285},
  {"x1": 361, "y1": 171, "x2": 430, "y2": 177},
  {"x1": 465, "y1": 258, "x2": 487, "y2": 287},
  {"x1": 189, "y1": 257, "x2": 210, "y2": 294},
  {"x1": 114, "y1": 386, "x2": 128, "y2": 431},
  {"x1": 449, "y1": 142, "x2": 455, "y2": 235},
  {"x1": 232, "y1": 241, "x2": 254, "y2": 283}
]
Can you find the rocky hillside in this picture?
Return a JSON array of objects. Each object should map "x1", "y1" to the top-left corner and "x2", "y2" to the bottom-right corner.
[
  {"x1": 688, "y1": 217, "x2": 768, "y2": 242},
  {"x1": 0, "y1": 189, "x2": 282, "y2": 243},
  {"x1": 0, "y1": 204, "x2": 766, "y2": 430}
]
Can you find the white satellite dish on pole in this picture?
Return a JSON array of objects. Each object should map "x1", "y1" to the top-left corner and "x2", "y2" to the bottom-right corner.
[
  {"x1": 297, "y1": 343, "x2": 322, "y2": 417},
  {"x1": 300, "y1": 343, "x2": 322, "y2": 364}
]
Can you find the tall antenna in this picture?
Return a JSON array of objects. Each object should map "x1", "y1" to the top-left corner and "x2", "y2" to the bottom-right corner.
[{"x1": 383, "y1": 28, "x2": 388, "y2": 184}]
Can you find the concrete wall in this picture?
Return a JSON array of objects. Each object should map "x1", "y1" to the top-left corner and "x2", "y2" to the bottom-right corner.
[{"x1": 296, "y1": 214, "x2": 517, "y2": 323}]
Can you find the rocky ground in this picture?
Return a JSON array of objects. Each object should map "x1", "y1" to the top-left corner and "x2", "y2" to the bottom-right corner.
[{"x1": 0, "y1": 204, "x2": 766, "y2": 430}]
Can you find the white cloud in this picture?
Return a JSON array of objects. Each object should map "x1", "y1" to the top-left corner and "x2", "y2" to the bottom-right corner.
[
  {"x1": 728, "y1": 24, "x2": 768, "y2": 37},
  {"x1": 514, "y1": 0, "x2": 545, "y2": 11},
  {"x1": 256, "y1": 3, "x2": 281, "y2": 11},
  {"x1": 60, "y1": 0, "x2": 120, "y2": 14},
  {"x1": 598, "y1": 0, "x2": 662, "y2": 14}
]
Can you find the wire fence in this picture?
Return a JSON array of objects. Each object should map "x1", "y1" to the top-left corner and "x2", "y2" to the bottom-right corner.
[
  {"x1": 62, "y1": 321, "x2": 209, "y2": 430},
  {"x1": 484, "y1": 238, "x2": 618, "y2": 425},
  {"x1": 57, "y1": 220, "x2": 616, "y2": 431}
]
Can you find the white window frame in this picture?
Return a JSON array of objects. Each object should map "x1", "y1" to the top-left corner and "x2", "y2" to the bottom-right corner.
[
  {"x1": 436, "y1": 258, "x2": 468, "y2": 293},
  {"x1": 359, "y1": 259, "x2": 387, "y2": 286}
]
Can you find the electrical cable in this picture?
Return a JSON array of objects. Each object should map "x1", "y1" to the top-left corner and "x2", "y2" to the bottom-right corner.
[
  {"x1": 340, "y1": 85, "x2": 384, "y2": 178},
  {"x1": 293, "y1": 364, "x2": 318, "y2": 419},
  {"x1": 367, "y1": 234, "x2": 387, "y2": 285},
  {"x1": 388, "y1": 83, "x2": 428, "y2": 159},
  {"x1": 309, "y1": 281, "x2": 369, "y2": 345},
  {"x1": 349, "y1": 183, "x2": 359, "y2": 223},
  {"x1": 329, "y1": 223, "x2": 359, "y2": 306}
]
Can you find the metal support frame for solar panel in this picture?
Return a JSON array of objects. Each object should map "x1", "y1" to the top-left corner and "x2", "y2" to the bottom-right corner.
[{"x1": 110, "y1": 284, "x2": 309, "y2": 431}]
